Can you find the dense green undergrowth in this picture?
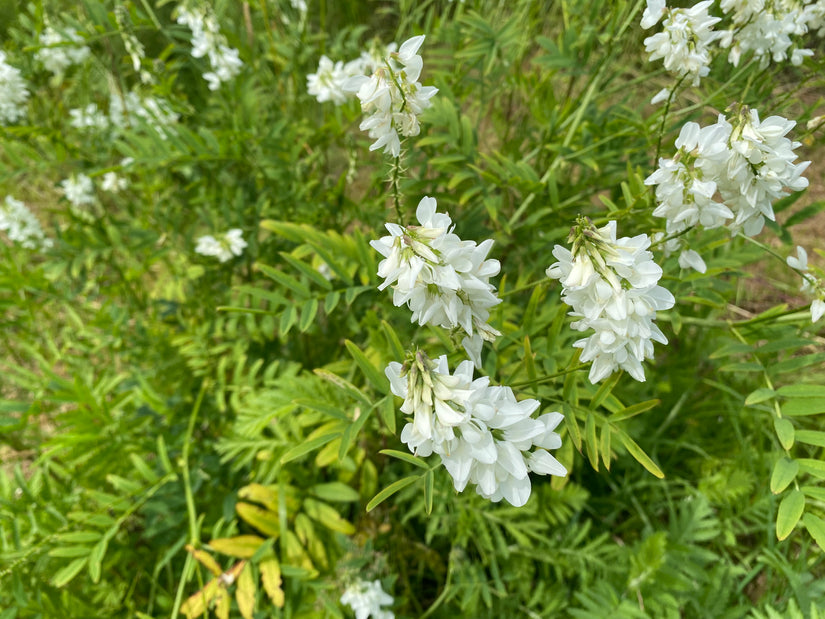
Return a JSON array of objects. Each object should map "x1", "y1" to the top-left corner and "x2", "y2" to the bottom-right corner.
[{"x1": 1, "y1": 1, "x2": 824, "y2": 617}]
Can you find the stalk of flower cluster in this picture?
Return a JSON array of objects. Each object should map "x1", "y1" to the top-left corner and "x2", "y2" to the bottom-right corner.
[
  {"x1": 386, "y1": 351, "x2": 567, "y2": 507},
  {"x1": 546, "y1": 217, "x2": 675, "y2": 384},
  {"x1": 371, "y1": 196, "x2": 501, "y2": 367}
]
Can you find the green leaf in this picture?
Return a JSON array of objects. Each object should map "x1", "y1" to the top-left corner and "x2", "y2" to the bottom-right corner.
[
  {"x1": 339, "y1": 405, "x2": 372, "y2": 460},
  {"x1": 281, "y1": 432, "x2": 340, "y2": 464},
  {"x1": 745, "y1": 388, "x2": 775, "y2": 405},
  {"x1": 617, "y1": 431, "x2": 664, "y2": 479},
  {"x1": 256, "y1": 263, "x2": 311, "y2": 298},
  {"x1": 313, "y1": 369, "x2": 371, "y2": 408},
  {"x1": 366, "y1": 475, "x2": 421, "y2": 512},
  {"x1": 774, "y1": 418, "x2": 795, "y2": 450},
  {"x1": 344, "y1": 340, "x2": 387, "y2": 391},
  {"x1": 584, "y1": 412, "x2": 599, "y2": 471},
  {"x1": 783, "y1": 398, "x2": 825, "y2": 416},
  {"x1": 299, "y1": 297, "x2": 319, "y2": 332},
  {"x1": 51, "y1": 557, "x2": 88, "y2": 587},
  {"x1": 802, "y1": 513, "x2": 825, "y2": 551},
  {"x1": 303, "y1": 498, "x2": 355, "y2": 534},
  {"x1": 378, "y1": 394, "x2": 396, "y2": 434},
  {"x1": 88, "y1": 537, "x2": 108, "y2": 583},
  {"x1": 279, "y1": 251, "x2": 333, "y2": 290},
  {"x1": 777, "y1": 384, "x2": 825, "y2": 398},
  {"x1": 589, "y1": 372, "x2": 621, "y2": 410},
  {"x1": 424, "y1": 469, "x2": 434, "y2": 515},
  {"x1": 379, "y1": 449, "x2": 430, "y2": 470},
  {"x1": 794, "y1": 430, "x2": 825, "y2": 448},
  {"x1": 381, "y1": 320, "x2": 405, "y2": 360},
  {"x1": 798, "y1": 459, "x2": 825, "y2": 479},
  {"x1": 310, "y1": 482, "x2": 360, "y2": 503},
  {"x1": 610, "y1": 399, "x2": 660, "y2": 422},
  {"x1": 776, "y1": 489, "x2": 805, "y2": 541},
  {"x1": 770, "y1": 458, "x2": 799, "y2": 494}
]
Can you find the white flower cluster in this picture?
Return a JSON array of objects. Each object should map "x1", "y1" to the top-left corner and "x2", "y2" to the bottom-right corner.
[
  {"x1": 718, "y1": 0, "x2": 817, "y2": 68},
  {"x1": 109, "y1": 91, "x2": 179, "y2": 137},
  {"x1": 387, "y1": 353, "x2": 567, "y2": 507},
  {"x1": 0, "y1": 196, "x2": 52, "y2": 250},
  {"x1": 35, "y1": 27, "x2": 90, "y2": 77},
  {"x1": 642, "y1": 0, "x2": 825, "y2": 85},
  {"x1": 195, "y1": 228, "x2": 247, "y2": 262},
  {"x1": 371, "y1": 196, "x2": 501, "y2": 367},
  {"x1": 546, "y1": 219, "x2": 675, "y2": 384},
  {"x1": 307, "y1": 42, "x2": 394, "y2": 106},
  {"x1": 177, "y1": 4, "x2": 243, "y2": 90},
  {"x1": 101, "y1": 172, "x2": 128, "y2": 193},
  {"x1": 787, "y1": 246, "x2": 825, "y2": 323},
  {"x1": 69, "y1": 103, "x2": 110, "y2": 131},
  {"x1": 60, "y1": 174, "x2": 95, "y2": 208},
  {"x1": 0, "y1": 52, "x2": 29, "y2": 125},
  {"x1": 340, "y1": 579, "x2": 394, "y2": 619},
  {"x1": 642, "y1": 0, "x2": 721, "y2": 86},
  {"x1": 647, "y1": 107, "x2": 810, "y2": 258},
  {"x1": 344, "y1": 35, "x2": 438, "y2": 157}
]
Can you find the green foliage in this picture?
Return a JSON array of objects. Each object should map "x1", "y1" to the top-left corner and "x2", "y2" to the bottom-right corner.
[{"x1": 1, "y1": 0, "x2": 824, "y2": 617}]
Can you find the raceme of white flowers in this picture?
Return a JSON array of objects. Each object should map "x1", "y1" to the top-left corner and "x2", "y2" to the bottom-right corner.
[
  {"x1": 642, "y1": 0, "x2": 720, "y2": 87},
  {"x1": 371, "y1": 196, "x2": 501, "y2": 368},
  {"x1": 35, "y1": 27, "x2": 91, "y2": 77},
  {"x1": 344, "y1": 35, "x2": 438, "y2": 157},
  {"x1": 0, "y1": 196, "x2": 52, "y2": 250},
  {"x1": 307, "y1": 41, "x2": 397, "y2": 105},
  {"x1": 340, "y1": 579, "x2": 394, "y2": 619},
  {"x1": 109, "y1": 91, "x2": 180, "y2": 137},
  {"x1": 646, "y1": 106, "x2": 810, "y2": 258},
  {"x1": 177, "y1": 4, "x2": 243, "y2": 90},
  {"x1": 546, "y1": 218, "x2": 675, "y2": 384},
  {"x1": 787, "y1": 245, "x2": 825, "y2": 323},
  {"x1": 194, "y1": 228, "x2": 247, "y2": 262},
  {"x1": 101, "y1": 172, "x2": 128, "y2": 193},
  {"x1": 69, "y1": 103, "x2": 110, "y2": 131},
  {"x1": 718, "y1": 0, "x2": 816, "y2": 68},
  {"x1": 387, "y1": 352, "x2": 567, "y2": 507},
  {"x1": 60, "y1": 174, "x2": 95, "y2": 208},
  {"x1": 0, "y1": 52, "x2": 30, "y2": 125},
  {"x1": 642, "y1": 0, "x2": 825, "y2": 86}
]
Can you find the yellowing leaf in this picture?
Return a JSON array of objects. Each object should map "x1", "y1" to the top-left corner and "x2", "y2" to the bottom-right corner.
[
  {"x1": 209, "y1": 535, "x2": 266, "y2": 559},
  {"x1": 260, "y1": 558, "x2": 285, "y2": 608},
  {"x1": 186, "y1": 545, "x2": 222, "y2": 576},
  {"x1": 236, "y1": 502, "x2": 280, "y2": 537},
  {"x1": 236, "y1": 563, "x2": 256, "y2": 619}
]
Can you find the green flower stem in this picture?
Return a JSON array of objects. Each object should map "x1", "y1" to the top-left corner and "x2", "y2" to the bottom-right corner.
[
  {"x1": 390, "y1": 155, "x2": 404, "y2": 225},
  {"x1": 511, "y1": 363, "x2": 589, "y2": 388}
]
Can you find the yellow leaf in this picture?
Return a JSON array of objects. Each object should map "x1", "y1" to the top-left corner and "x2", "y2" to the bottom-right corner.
[
  {"x1": 236, "y1": 563, "x2": 256, "y2": 619},
  {"x1": 214, "y1": 588, "x2": 230, "y2": 619},
  {"x1": 260, "y1": 558, "x2": 285, "y2": 608},
  {"x1": 185, "y1": 545, "x2": 222, "y2": 576},
  {"x1": 180, "y1": 579, "x2": 220, "y2": 618},
  {"x1": 209, "y1": 535, "x2": 266, "y2": 559},
  {"x1": 236, "y1": 502, "x2": 280, "y2": 537}
]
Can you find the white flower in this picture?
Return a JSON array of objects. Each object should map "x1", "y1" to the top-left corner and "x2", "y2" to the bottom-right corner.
[
  {"x1": 786, "y1": 245, "x2": 825, "y2": 322},
  {"x1": 109, "y1": 91, "x2": 179, "y2": 137},
  {"x1": 194, "y1": 228, "x2": 247, "y2": 262},
  {"x1": 101, "y1": 172, "x2": 128, "y2": 193},
  {"x1": 643, "y1": 1, "x2": 721, "y2": 86},
  {"x1": 649, "y1": 108, "x2": 810, "y2": 241},
  {"x1": 344, "y1": 35, "x2": 438, "y2": 157},
  {"x1": 60, "y1": 174, "x2": 95, "y2": 207},
  {"x1": 69, "y1": 103, "x2": 110, "y2": 131},
  {"x1": 0, "y1": 196, "x2": 52, "y2": 250},
  {"x1": 546, "y1": 218, "x2": 675, "y2": 383},
  {"x1": 340, "y1": 579, "x2": 394, "y2": 619},
  {"x1": 389, "y1": 352, "x2": 567, "y2": 507},
  {"x1": 371, "y1": 196, "x2": 501, "y2": 366},
  {"x1": 177, "y1": 4, "x2": 242, "y2": 89},
  {"x1": 719, "y1": 0, "x2": 814, "y2": 68},
  {"x1": 307, "y1": 55, "x2": 350, "y2": 105},
  {"x1": 35, "y1": 27, "x2": 90, "y2": 76},
  {"x1": 0, "y1": 52, "x2": 29, "y2": 125}
]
